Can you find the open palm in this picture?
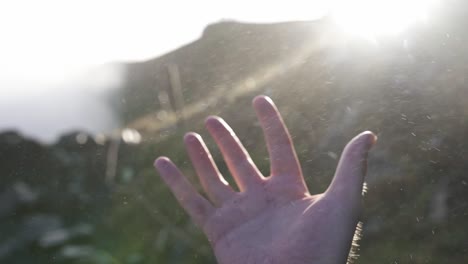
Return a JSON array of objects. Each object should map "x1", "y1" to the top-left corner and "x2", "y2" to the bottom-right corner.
[{"x1": 154, "y1": 96, "x2": 376, "y2": 264}]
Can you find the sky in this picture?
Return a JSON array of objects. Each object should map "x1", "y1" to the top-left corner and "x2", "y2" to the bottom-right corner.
[
  {"x1": 0, "y1": 0, "x2": 328, "y2": 84},
  {"x1": 0, "y1": 0, "x2": 437, "y2": 142}
]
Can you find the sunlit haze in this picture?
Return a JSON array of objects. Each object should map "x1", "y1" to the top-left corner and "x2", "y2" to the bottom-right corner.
[
  {"x1": 0, "y1": 0, "x2": 438, "y2": 142},
  {"x1": 0, "y1": 0, "x2": 439, "y2": 83},
  {"x1": 0, "y1": 0, "x2": 327, "y2": 84}
]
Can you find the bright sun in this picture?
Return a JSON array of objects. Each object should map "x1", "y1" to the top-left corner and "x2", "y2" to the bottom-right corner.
[{"x1": 331, "y1": 0, "x2": 438, "y2": 38}]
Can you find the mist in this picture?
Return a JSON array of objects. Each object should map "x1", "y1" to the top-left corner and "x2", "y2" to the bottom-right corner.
[{"x1": 0, "y1": 65, "x2": 124, "y2": 143}]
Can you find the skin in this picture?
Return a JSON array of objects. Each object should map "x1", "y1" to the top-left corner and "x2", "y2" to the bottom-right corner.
[{"x1": 154, "y1": 95, "x2": 376, "y2": 264}]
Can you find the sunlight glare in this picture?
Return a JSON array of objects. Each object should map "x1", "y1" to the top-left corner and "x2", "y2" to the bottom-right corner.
[
  {"x1": 0, "y1": 0, "x2": 327, "y2": 85},
  {"x1": 331, "y1": 0, "x2": 438, "y2": 38}
]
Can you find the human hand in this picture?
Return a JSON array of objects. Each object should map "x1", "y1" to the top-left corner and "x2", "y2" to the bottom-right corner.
[{"x1": 154, "y1": 95, "x2": 376, "y2": 264}]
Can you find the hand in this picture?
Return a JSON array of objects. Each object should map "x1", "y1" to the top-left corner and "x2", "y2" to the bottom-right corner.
[{"x1": 154, "y1": 95, "x2": 376, "y2": 264}]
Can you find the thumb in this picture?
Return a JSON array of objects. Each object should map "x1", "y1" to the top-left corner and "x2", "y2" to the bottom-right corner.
[{"x1": 325, "y1": 131, "x2": 377, "y2": 200}]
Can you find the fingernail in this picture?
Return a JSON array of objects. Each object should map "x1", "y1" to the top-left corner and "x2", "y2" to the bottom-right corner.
[
  {"x1": 154, "y1": 156, "x2": 170, "y2": 169},
  {"x1": 360, "y1": 131, "x2": 377, "y2": 150},
  {"x1": 184, "y1": 132, "x2": 200, "y2": 142}
]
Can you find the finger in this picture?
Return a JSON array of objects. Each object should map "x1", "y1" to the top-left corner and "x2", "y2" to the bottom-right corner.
[
  {"x1": 252, "y1": 96, "x2": 303, "y2": 179},
  {"x1": 154, "y1": 157, "x2": 214, "y2": 227},
  {"x1": 325, "y1": 131, "x2": 377, "y2": 201},
  {"x1": 205, "y1": 116, "x2": 263, "y2": 191},
  {"x1": 184, "y1": 132, "x2": 236, "y2": 204}
]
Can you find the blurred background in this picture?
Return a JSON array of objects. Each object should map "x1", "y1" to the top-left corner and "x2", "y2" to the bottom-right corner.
[{"x1": 1, "y1": 0, "x2": 467, "y2": 263}]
